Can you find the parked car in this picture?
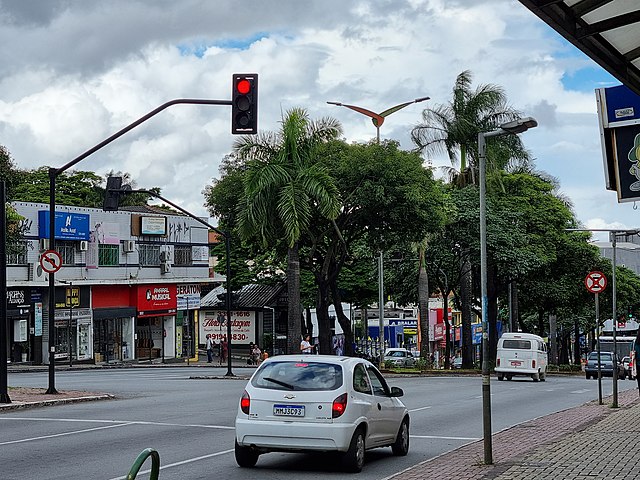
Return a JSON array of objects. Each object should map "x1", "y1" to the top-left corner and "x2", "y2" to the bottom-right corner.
[
  {"x1": 585, "y1": 351, "x2": 624, "y2": 379},
  {"x1": 383, "y1": 348, "x2": 417, "y2": 367},
  {"x1": 234, "y1": 355, "x2": 410, "y2": 472},
  {"x1": 452, "y1": 357, "x2": 463, "y2": 369}
]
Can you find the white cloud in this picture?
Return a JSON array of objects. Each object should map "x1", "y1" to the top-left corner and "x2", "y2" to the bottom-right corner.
[{"x1": 0, "y1": 0, "x2": 634, "y2": 231}]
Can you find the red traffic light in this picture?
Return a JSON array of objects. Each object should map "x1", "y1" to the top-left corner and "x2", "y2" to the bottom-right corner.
[{"x1": 236, "y1": 79, "x2": 251, "y2": 95}]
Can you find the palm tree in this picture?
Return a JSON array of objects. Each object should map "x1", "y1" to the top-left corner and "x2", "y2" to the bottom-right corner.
[
  {"x1": 234, "y1": 108, "x2": 343, "y2": 355},
  {"x1": 411, "y1": 70, "x2": 530, "y2": 368}
]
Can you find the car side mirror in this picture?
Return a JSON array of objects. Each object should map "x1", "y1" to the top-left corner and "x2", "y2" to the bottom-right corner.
[{"x1": 390, "y1": 386, "x2": 404, "y2": 397}]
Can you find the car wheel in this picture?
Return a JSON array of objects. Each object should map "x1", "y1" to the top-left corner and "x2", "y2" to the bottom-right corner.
[
  {"x1": 391, "y1": 418, "x2": 409, "y2": 456},
  {"x1": 235, "y1": 440, "x2": 259, "y2": 468},
  {"x1": 343, "y1": 428, "x2": 365, "y2": 473},
  {"x1": 586, "y1": 373, "x2": 590, "y2": 380}
]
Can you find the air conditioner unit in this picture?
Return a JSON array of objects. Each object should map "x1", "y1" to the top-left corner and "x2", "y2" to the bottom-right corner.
[
  {"x1": 29, "y1": 262, "x2": 48, "y2": 282},
  {"x1": 78, "y1": 240, "x2": 88, "y2": 251},
  {"x1": 160, "y1": 263, "x2": 171, "y2": 274},
  {"x1": 123, "y1": 240, "x2": 136, "y2": 253},
  {"x1": 38, "y1": 238, "x2": 49, "y2": 251}
]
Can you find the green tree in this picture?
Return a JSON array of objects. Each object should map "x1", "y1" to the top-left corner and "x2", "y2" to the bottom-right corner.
[
  {"x1": 411, "y1": 70, "x2": 530, "y2": 368},
  {"x1": 233, "y1": 108, "x2": 343, "y2": 355}
]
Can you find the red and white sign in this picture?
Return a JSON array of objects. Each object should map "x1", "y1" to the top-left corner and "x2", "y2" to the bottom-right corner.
[
  {"x1": 135, "y1": 284, "x2": 177, "y2": 317},
  {"x1": 585, "y1": 271, "x2": 607, "y2": 294},
  {"x1": 40, "y1": 249, "x2": 62, "y2": 273}
]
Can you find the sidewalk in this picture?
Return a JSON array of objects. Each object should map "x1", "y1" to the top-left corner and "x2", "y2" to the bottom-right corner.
[{"x1": 391, "y1": 388, "x2": 640, "y2": 480}]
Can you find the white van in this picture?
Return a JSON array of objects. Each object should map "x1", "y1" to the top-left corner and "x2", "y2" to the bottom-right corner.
[{"x1": 495, "y1": 332, "x2": 548, "y2": 382}]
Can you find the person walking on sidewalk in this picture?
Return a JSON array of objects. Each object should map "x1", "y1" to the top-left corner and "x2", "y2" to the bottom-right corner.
[
  {"x1": 634, "y1": 330, "x2": 640, "y2": 396},
  {"x1": 205, "y1": 334, "x2": 214, "y2": 363}
]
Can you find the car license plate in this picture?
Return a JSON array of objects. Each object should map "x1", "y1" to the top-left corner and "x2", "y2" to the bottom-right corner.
[
  {"x1": 273, "y1": 404, "x2": 305, "y2": 417},
  {"x1": 510, "y1": 361, "x2": 522, "y2": 366}
]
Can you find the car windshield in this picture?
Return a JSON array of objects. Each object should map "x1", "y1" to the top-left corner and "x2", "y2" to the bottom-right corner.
[
  {"x1": 252, "y1": 361, "x2": 344, "y2": 391},
  {"x1": 387, "y1": 351, "x2": 406, "y2": 358}
]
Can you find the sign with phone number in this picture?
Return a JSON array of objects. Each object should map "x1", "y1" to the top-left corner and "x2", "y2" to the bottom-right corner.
[{"x1": 200, "y1": 310, "x2": 256, "y2": 344}]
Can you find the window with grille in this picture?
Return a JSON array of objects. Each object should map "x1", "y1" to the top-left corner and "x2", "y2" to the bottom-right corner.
[
  {"x1": 174, "y1": 245, "x2": 192, "y2": 266},
  {"x1": 57, "y1": 241, "x2": 76, "y2": 265},
  {"x1": 98, "y1": 244, "x2": 119, "y2": 266},
  {"x1": 6, "y1": 241, "x2": 27, "y2": 265},
  {"x1": 139, "y1": 244, "x2": 161, "y2": 266}
]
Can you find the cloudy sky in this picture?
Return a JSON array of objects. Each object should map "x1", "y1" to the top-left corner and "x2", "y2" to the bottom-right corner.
[{"x1": 0, "y1": 0, "x2": 632, "y2": 239}]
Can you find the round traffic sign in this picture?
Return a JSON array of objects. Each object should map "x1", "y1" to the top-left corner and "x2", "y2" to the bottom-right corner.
[
  {"x1": 585, "y1": 271, "x2": 607, "y2": 294},
  {"x1": 40, "y1": 249, "x2": 62, "y2": 273}
]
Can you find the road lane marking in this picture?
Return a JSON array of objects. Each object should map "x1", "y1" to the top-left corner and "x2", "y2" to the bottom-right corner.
[
  {"x1": 409, "y1": 406, "x2": 432, "y2": 412},
  {"x1": 0, "y1": 422, "x2": 134, "y2": 445},
  {"x1": 0, "y1": 417, "x2": 234, "y2": 430},
  {"x1": 107, "y1": 449, "x2": 235, "y2": 480}
]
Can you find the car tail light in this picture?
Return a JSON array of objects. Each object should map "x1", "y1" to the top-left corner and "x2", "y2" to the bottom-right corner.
[
  {"x1": 332, "y1": 393, "x2": 348, "y2": 418},
  {"x1": 240, "y1": 390, "x2": 250, "y2": 415},
  {"x1": 496, "y1": 358, "x2": 500, "y2": 367},
  {"x1": 532, "y1": 360, "x2": 536, "y2": 368}
]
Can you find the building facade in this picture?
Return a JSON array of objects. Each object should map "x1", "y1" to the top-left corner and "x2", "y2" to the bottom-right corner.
[{"x1": 6, "y1": 201, "x2": 221, "y2": 365}]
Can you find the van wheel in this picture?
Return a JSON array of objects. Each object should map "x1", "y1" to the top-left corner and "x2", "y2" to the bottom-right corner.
[
  {"x1": 506, "y1": 375, "x2": 513, "y2": 381},
  {"x1": 540, "y1": 371, "x2": 546, "y2": 382},
  {"x1": 532, "y1": 372, "x2": 540, "y2": 382},
  {"x1": 343, "y1": 428, "x2": 365, "y2": 473},
  {"x1": 586, "y1": 373, "x2": 591, "y2": 380},
  {"x1": 497, "y1": 374, "x2": 504, "y2": 381}
]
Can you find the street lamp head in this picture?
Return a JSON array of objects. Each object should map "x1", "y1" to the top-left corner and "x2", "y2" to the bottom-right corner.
[
  {"x1": 414, "y1": 96, "x2": 430, "y2": 103},
  {"x1": 500, "y1": 116, "x2": 538, "y2": 135},
  {"x1": 326, "y1": 101, "x2": 343, "y2": 106}
]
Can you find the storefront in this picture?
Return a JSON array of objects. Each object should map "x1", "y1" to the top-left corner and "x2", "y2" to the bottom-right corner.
[
  {"x1": 6, "y1": 288, "x2": 35, "y2": 363},
  {"x1": 177, "y1": 284, "x2": 200, "y2": 360},
  {"x1": 92, "y1": 285, "x2": 136, "y2": 363},
  {"x1": 133, "y1": 284, "x2": 177, "y2": 361},
  {"x1": 54, "y1": 285, "x2": 92, "y2": 363}
]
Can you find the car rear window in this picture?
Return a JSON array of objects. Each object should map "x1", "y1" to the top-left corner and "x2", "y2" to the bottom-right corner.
[
  {"x1": 502, "y1": 340, "x2": 531, "y2": 349},
  {"x1": 251, "y1": 361, "x2": 344, "y2": 391},
  {"x1": 387, "y1": 351, "x2": 407, "y2": 358},
  {"x1": 588, "y1": 352, "x2": 612, "y2": 360}
]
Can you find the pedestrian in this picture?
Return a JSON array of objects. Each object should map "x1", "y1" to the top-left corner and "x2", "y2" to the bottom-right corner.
[
  {"x1": 220, "y1": 336, "x2": 228, "y2": 365},
  {"x1": 205, "y1": 334, "x2": 214, "y2": 363},
  {"x1": 300, "y1": 335, "x2": 313, "y2": 354},
  {"x1": 634, "y1": 330, "x2": 640, "y2": 396},
  {"x1": 251, "y1": 344, "x2": 262, "y2": 365}
]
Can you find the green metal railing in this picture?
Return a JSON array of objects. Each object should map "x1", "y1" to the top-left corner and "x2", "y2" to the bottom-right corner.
[{"x1": 126, "y1": 448, "x2": 160, "y2": 480}]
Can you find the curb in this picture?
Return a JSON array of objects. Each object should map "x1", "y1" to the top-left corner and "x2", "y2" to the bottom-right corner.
[{"x1": 0, "y1": 394, "x2": 115, "y2": 412}]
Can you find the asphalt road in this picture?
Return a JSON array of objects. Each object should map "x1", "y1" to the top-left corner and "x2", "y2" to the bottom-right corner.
[{"x1": 2, "y1": 367, "x2": 636, "y2": 480}]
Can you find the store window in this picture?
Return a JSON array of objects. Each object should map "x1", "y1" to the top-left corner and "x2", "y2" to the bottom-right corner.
[
  {"x1": 174, "y1": 245, "x2": 192, "y2": 266},
  {"x1": 98, "y1": 244, "x2": 119, "y2": 266},
  {"x1": 139, "y1": 244, "x2": 161, "y2": 265}
]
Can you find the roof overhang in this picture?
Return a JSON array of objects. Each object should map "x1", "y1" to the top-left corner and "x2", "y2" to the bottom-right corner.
[{"x1": 518, "y1": 1, "x2": 640, "y2": 96}]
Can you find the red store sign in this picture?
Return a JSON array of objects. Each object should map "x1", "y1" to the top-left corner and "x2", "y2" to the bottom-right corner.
[{"x1": 134, "y1": 285, "x2": 177, "y2": 317}]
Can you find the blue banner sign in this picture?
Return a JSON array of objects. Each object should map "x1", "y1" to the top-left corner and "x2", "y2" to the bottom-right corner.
[{"x1": 38, "y1": 211, "x2": 90, "y2": 240}]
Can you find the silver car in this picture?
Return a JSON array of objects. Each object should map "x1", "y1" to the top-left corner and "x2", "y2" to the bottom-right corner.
[{"x1": 383, "y1": 348, "x2": 417, "y2": 367}]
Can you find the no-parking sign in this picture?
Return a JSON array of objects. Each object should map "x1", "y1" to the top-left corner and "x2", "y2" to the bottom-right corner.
[{"x1": 585, "y1": 271, "x2": 607, "y2": 294}]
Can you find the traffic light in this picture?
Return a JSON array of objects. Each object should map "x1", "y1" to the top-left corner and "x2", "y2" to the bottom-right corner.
[
  {"x1": 103, "y1": 176, "x2": 123, "y2": 211},
  {"x1": 231, "y1": 73, "x2": 258, "y2": 134}
]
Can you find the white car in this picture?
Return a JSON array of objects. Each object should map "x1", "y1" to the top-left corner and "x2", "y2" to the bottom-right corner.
[
  {"x1": 383, "y1": 348, "x2": 417, "y2": 367},
  {"x1": 234, "y1": 354, "x2": 410, "y2": 472}
]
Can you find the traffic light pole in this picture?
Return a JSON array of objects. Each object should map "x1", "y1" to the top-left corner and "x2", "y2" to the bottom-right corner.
[
  {"x1": 46, "y1": 98, "x2": 232, "y2": 393},
  {"x1": 109, "y1": 188, "x2": 235, "y2": 377}
]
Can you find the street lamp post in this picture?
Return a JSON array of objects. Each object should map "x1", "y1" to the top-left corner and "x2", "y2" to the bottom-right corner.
[
  {"x1": 478, "y1": 117, "x2": 537, "y2": 465},
  {"x1": 327, "y1": 96, "x2": 430, "y2": 366},
  {"x1": 263, "y1": 306, "x2": 276, "y2": 356}
]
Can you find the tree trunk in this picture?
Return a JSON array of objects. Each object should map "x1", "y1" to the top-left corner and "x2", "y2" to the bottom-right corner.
[
  {"x1": 316, "y1": 280, "x2": 332, "y2": 355},
  {"x1": 573, "y1": 319, "x2": 581, "y2": 366},
  {"x1": 549, "y1": 313, "x2": 558, "y2": 365},
  {"x1": 460, "y1": 253, "x2": 473, "y2": 368},
  {"x1": 487, "y1": 263, "x2": 498, "y2": 364},
  {"x1": 331, "y1": 282, "x2": 355, "y2": 356},
  {"x1": 443, "y1": 287, "x2": 450, "y2": 369},
  {"x1": 418, "y1": 248, "x2": 430, "y2": 360},
  {"x1": 510, "y1": 281, "x2": 519, "y2": 332},
  {"x1": 286, "y1": 242, "x2": 302, "y2": 355}
]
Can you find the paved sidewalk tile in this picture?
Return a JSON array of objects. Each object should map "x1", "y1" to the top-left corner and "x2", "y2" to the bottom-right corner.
[{"x1": 392, "y1": 388, "x2": 640, "y2": 480}]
